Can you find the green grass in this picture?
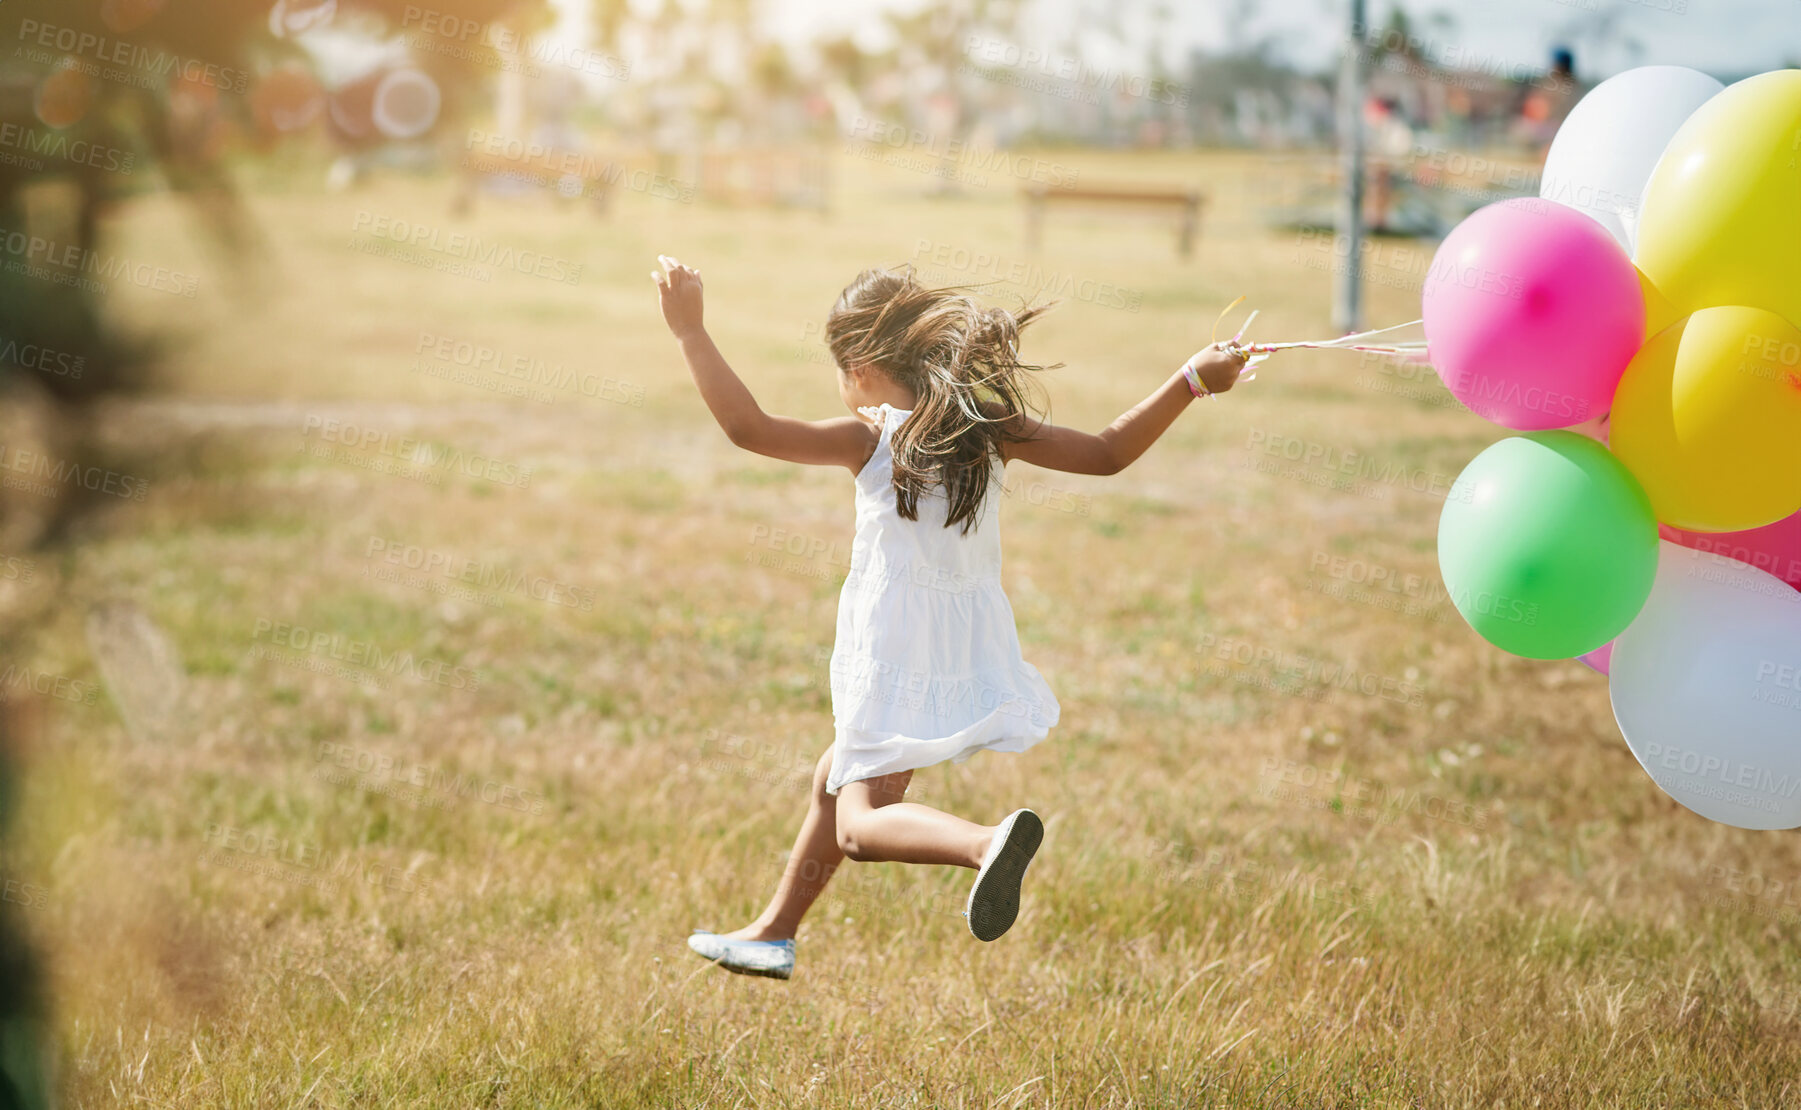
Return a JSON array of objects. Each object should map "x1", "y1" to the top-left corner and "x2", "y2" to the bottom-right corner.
[{"x1": 3, "y1": 146, "x2": 1800, "y2": 1107}]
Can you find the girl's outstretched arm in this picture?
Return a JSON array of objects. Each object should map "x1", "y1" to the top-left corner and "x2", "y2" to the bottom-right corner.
[
  {"x1": 653, "y1": 255, "x2": 874, "y2": 471},
  {"x1": 1004, "y1": 346, "x2": 1247, "y2": 475}
]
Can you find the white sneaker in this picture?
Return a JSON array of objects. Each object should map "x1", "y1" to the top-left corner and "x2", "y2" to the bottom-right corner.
[
  {"x1": 965, "y1": 809, "x2": 1044, "y2": 942},
  {"x1": 686, "y1": 931, "x2": 795, "y2": 980}
]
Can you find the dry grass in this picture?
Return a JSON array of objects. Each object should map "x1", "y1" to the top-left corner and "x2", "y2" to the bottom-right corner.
[{"x1": 3, "y1": 147, "x2": 1799, "y2": 1108}]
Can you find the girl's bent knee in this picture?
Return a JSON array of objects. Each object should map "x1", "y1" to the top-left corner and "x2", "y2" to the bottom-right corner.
[{"x1": 835, "y1": 820, "x2": 871, "y2": 862}]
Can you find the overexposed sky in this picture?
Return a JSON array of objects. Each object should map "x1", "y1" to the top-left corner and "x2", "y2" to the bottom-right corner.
[{"x1": 552, "y1": 0, "x2": 1798, "y2": 83}]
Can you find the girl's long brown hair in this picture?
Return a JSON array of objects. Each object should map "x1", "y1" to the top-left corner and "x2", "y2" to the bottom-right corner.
[{"x1": 825, "y1": 267, "x2": 1056, "y2": 534}]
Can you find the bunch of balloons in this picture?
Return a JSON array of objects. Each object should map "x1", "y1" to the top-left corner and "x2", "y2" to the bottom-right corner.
[{"x1": 1423, "y1": 67, "x2": 1801, "y2": 830}]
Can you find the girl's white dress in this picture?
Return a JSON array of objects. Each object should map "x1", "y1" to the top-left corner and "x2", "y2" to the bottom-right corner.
[{"x1": 825, "y1": 403, "x2": 1060, "y2": 795}]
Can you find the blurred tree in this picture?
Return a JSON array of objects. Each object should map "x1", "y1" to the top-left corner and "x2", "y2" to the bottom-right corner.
[
  {"x1": 0, "y1": 0, "x2": 544, "y2": 541},
  {"x1": 0, "y1": 0, "x2": 546, "y2": 400},
  {"x1": 0, "y1": 704, "x2": 49, "y2": 1110},
  {"x1": 0, "y1": 10, "x2": 540, "y2": 1095}
]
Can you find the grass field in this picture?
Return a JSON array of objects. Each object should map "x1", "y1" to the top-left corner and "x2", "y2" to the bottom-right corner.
[{"x1": 6, "y1": 146, "x2": 1801, "y2": 1108}]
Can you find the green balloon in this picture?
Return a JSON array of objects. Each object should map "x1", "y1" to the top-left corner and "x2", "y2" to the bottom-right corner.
[{"x1": 1437, "y1": 431, "x2": 1659, "y2": 659}]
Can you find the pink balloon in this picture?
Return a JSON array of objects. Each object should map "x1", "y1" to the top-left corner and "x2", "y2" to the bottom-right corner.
[
  {"x1": 1661, "y1": 512, "x2": 1801, "y2": 592},
  {"x1": 1422, "y1": 198, "x2": 1645, "y2": 430},
  {"x1": 1568, "y1": 411, "x2": 1610, "y2": 445},
  {"x1": 1576, "y1": 640, "x2": 1613, "y2": 675}
]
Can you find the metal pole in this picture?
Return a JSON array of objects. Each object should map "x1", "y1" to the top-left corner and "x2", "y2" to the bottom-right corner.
[{"x1": 1333, "y1": 0, "x2": 1367, "y2": 334}]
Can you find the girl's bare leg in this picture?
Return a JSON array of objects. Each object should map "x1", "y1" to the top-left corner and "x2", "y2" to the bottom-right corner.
[
  {"x1": 835, "y1": 770, "x2": 995, "y2": 869},
  {"x1": 722, "y1": 746, "x2": 845, "y2": 942}
]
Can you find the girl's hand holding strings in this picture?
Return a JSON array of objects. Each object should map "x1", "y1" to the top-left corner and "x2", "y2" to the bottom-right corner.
[
  {"x1": 652, "y1": 254, "x2": 705, "y2": 340},
  {"x1": 1185, "y1": 343, "x2": 1250, "y2": 397}
]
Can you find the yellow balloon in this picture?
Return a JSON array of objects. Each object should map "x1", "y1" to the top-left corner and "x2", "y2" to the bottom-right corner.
[
  {"x1": 1611, "y1": 306, "x2": 1801, "y2": 532},
  {"x1": 1637, "y1": 266, "x2": 1679, "y2": 345},
  {"x1": 1635, "y1": 70, "x2": 1801, "y2": 329}
]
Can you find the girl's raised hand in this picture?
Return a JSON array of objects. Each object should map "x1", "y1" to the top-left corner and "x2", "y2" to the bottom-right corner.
[{"x1": 652, "y1": 255, "x2": 705, "y2": 339}]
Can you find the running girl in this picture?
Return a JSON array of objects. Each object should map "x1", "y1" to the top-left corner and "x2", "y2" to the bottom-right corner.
[{"x1": 653, "y1": 256, "x2": 1246, "y2": 979}]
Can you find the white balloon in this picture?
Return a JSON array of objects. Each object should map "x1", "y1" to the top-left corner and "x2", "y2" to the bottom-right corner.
[
  {"x1": 1610, "y1": 542, "x2": 1801, "y2": 830},
  {"x1": 1539, "y1": 65, "x2": 1723, "y2": 254}
]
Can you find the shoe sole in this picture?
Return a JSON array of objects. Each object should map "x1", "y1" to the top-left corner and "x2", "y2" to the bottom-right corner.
[
  {"x1": 714, "y1": 960, "x2": 791, "y2": 981},
  {"x1": 966, "y1": 810, "x2": 1043, "y2": 942}
]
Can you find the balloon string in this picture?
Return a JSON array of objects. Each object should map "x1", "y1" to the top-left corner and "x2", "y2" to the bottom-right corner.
[
  {"x1": 1219, "y1": 305, "x2": 1429, "y2": 363},
  {"x1": 1207, "y1": 297, "x2": 1269, "y2": 387},
  {"x1": 1208, "y1": 303, "x2": 1429, "y2": 393},
  {"x1": 1247, "y1": 340, "x2": 1429, "y2": 356},
  {"x1": 1210, "y1": 296, "x2": 1247, "y2": 348},
  {"x1": 1246, "y1": 318, "x2": 1426, "y2": 353}
]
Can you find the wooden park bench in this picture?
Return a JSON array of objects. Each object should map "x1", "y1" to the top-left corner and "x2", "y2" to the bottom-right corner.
[{"x1": 1022, "y1": 183, "x2": 1205, "y2": 257}]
